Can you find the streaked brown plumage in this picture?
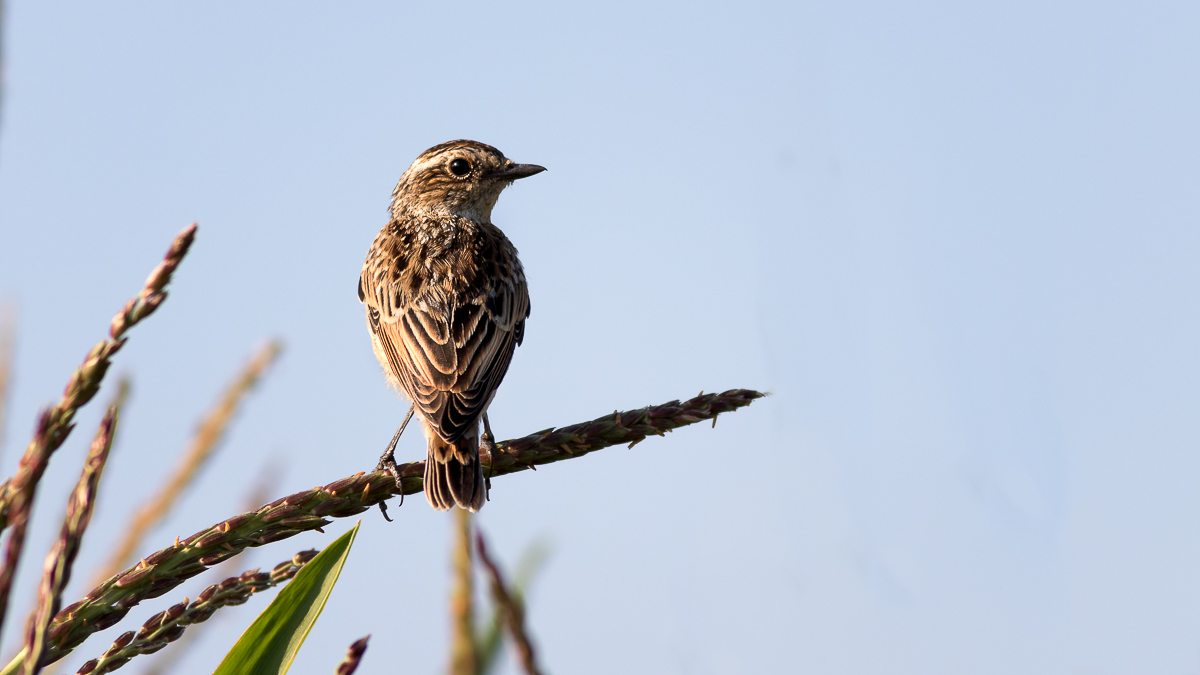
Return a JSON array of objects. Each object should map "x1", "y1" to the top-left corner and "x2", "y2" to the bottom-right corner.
[{"x1": 360, "y1": 140, "x2": 542, "y2": 511}]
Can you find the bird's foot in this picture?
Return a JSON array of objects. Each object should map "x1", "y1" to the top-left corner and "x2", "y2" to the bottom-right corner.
[
  {"x1": 376, "y1": 452, "x2": 403, "y2": 488},
  {"x1": 375, "y1": 429, "x2": 407, "y2": 522},
  {"x1": 375, "y1": 459, "x2": 403, "y2": 522},
  {"x1": 480, "y1": 430, "x2": 495, "y2": 501}
]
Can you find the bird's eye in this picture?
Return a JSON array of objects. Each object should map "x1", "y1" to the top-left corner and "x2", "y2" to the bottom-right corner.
[{"x1": 449, "y1": 158, "x2": 472, "y2": 177}]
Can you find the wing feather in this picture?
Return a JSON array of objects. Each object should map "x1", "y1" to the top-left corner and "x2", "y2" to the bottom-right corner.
[
  {"x1": 400, "y1": 311, "x2": 457, "y2": 382},
  {"x1": 363, "y1": 239, "x2": 529, "y2": 443}
]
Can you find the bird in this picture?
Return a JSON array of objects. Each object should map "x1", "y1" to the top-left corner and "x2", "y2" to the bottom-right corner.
[{"x1": 359, "y1": 140, "x2": 543, "y2": 512}]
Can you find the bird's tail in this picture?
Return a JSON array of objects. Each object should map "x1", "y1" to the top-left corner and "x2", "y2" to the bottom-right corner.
[{"x1": 425, "y1": 430, "x2": 486, "y2": 512}]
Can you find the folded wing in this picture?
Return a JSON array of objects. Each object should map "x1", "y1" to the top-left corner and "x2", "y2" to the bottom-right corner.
[{"x1": 366, "y1": 278, "x2": 527, "y2": 443}]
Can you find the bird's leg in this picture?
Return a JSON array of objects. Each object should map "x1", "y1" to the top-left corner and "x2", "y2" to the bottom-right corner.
[
  {"x1": 376, "y1": 404, "x2": 415, "y2": 479},
  {"x1": 480, "y1": 413, "x2": 496, "y2": 500},
  {"x1": 376, "y1": 404, "x2": 415, "y2": 522}
]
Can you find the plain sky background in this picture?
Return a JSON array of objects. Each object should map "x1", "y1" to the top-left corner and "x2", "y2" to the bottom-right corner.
[{"x1": 0, "y1": 2, "x2": 1198, "y2": 673}]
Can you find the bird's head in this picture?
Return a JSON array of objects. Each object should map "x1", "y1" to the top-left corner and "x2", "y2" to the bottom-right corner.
[{"x1": 390, "y1": 140, "x2": 545, "y2": 222}]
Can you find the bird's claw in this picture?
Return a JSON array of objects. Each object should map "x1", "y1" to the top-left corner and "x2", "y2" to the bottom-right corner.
[
  {"x1": 377, "y1": 501, "x2": 393, "y2": 522},
  {"x1": 374, "y1": 409, "x2": 414, "y2": 522},
  {"x1": 376, "y1": 455, "x2": 403, "y2": 489}
]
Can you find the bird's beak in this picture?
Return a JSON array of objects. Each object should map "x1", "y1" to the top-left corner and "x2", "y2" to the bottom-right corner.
[{"x1": 494, "y1": 163, "x2": 546, "y2": 180}]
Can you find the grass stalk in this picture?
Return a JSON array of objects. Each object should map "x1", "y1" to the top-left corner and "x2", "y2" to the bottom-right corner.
[
  {"x1": 475, "y1": 531, "x2": 543, "y2": 675},
  {"x1": 0, "y1": 303, "x2": 16, "y2": 462},
  {"x1": 136, "y1": 463, "x2": 282, "y2": 675},
  {"x1": 476, "y1": 540, "x2": 548, "y2": 675},
  {"x1": 90, "y1": 341, "x2": 281, "y2": 588},
  {"x1": 0, "y1": 388, "x2": 761, "y2": 670},
  {"x1": 22, "y1": 403, "x2": 120, "y2": 674},
  {"x1": 0, "y1": 225, "x2": 196, "y2": 643},
  {"x1": 74, "y1": 549, "x2": 317, "y2": 675},
  {"x1": 334, "y1": 636, "x2": 369, "y2": 675},
  {"x1": 449, "y1": 509, "x2": 476, "y2": 675}
]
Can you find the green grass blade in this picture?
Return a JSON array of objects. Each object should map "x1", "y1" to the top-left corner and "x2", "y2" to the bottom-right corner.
[{"x1": 212, "y1": 520, "x2": 360, "y2": 675}]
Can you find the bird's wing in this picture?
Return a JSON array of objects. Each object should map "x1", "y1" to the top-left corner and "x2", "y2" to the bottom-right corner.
[{"x1": 362, "y1": 243, "x2": 529, "y2": 443}]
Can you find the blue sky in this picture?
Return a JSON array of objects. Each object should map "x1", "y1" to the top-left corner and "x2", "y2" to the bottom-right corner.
[{"x1": 1, "y1": 2, "x2": 1198, "y2": 673}]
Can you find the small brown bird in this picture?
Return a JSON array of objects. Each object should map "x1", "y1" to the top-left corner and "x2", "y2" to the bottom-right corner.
[{"x1": 360, "y1": 140, "x2": 542, "y2": 512}]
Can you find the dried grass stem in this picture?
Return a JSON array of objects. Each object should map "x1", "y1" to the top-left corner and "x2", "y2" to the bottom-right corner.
[
  {"x1": 23, "y1": 405, "x2": 119, "y2": 675},
  {"x1": 475, "y1": 531, "x2": 543, "y2": 675},
  {"x1": 75, "y1": 550, "x2": 317, "y2": 675},
  {"x1": 92, "y1": 341, "x2": 281, "y2": 587},
  {"x1": 334, "y1": 636, "x2": 369, "y2": 675},
  {"x1": 0, "y1": 225, "x2": 196, "y2": 642},
  {"x1": 9, "y1": 389, "x2": 760, "y2": 669}
]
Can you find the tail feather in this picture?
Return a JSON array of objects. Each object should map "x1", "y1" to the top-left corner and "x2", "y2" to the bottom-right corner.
[{"x1": 425, "y1": 433, "x2": 485, "y2": 512}]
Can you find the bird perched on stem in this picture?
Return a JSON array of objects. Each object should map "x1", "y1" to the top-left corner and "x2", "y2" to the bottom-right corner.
[{"x1": 360, "y1": 140, "x2": 542, "y2": 512}]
